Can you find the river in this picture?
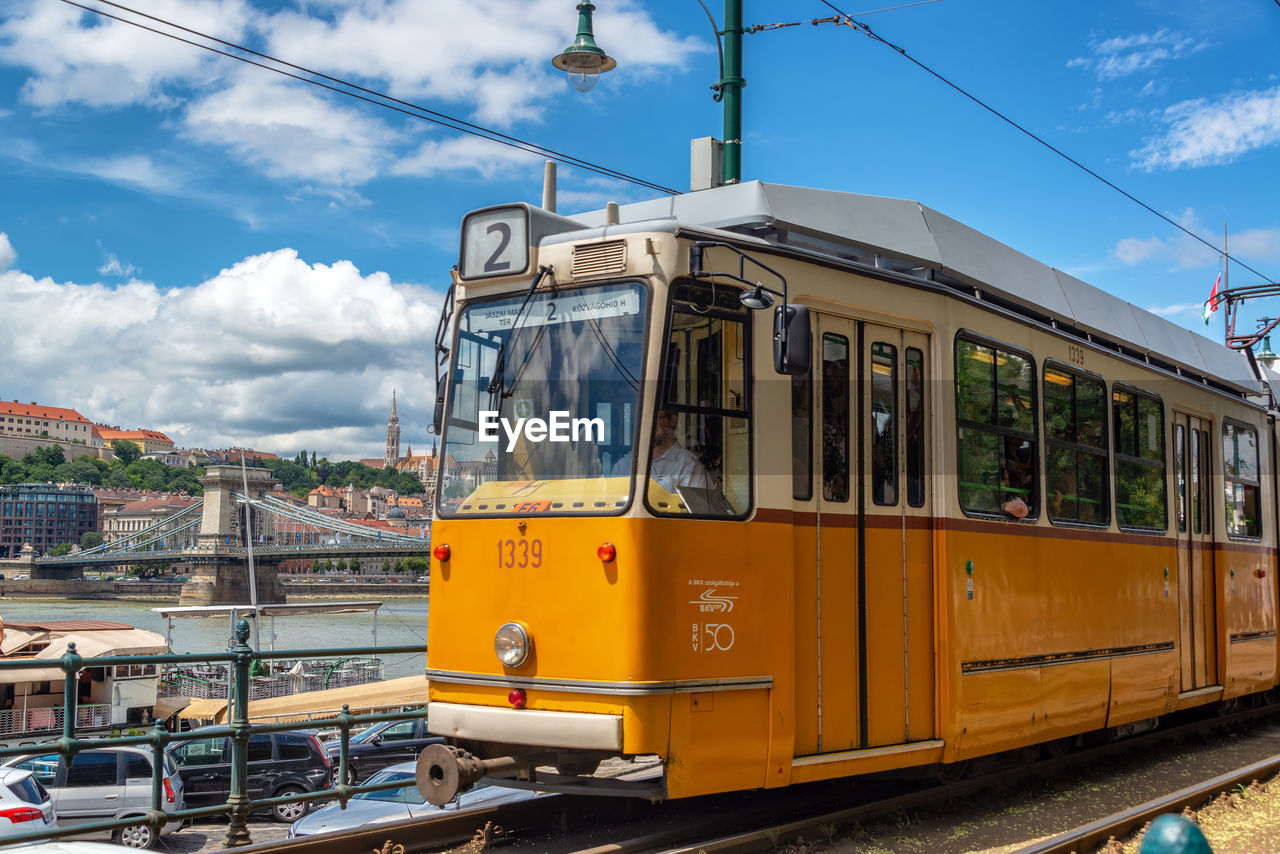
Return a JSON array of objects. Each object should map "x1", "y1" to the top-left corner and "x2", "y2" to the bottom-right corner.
[{"x1": 1, "y1": 596, "x2": 429, "y2": 678}]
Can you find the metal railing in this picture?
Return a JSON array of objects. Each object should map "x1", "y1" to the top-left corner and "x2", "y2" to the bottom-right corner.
[
  {"x1": 0, "y1": 619, "x2": 426, "y2": 848},
  {"x1": 0, "y1": 703, "x2": 112, "y2": 737}
]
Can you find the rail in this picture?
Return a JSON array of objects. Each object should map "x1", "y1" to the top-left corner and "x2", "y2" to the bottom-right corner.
[{"x1": 0, "y1": 619, "x2": 426, "y2": 848}]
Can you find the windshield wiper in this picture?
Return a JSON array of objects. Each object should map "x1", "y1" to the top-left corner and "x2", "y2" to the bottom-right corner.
[{"x1": 487, "y1": 265, "x2": 554, "y2": 408}]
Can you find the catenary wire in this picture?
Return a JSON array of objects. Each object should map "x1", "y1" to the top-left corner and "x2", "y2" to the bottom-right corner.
[
  {"x1": 58, "y1": 0, "x2": 680, "y2": 196},
  {"x1": 804, "y1": 0, "x2": 1276, "y2": 286}
]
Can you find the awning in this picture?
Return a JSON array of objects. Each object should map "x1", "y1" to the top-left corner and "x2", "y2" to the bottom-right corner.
[
  {"x1": 154, "y1": 696, "x2": 191, "y2": 720},
  {"x1": 0, "y1": 630, "x2": 48, "y2": 656},
  {"x1": 152, "y1": 602, "x2": 383, "y2": 620},
  {"x1": 177, "y1": 675, "x2": 427, "y2": 724},
  {"x1": 35, "y1": 629, "x2": 168, "y2": 659},
  {"x1": 178, "y1": 697, "x2": 230, "y2": 721}
]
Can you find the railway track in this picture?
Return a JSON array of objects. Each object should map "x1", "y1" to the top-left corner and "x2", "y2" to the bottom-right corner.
[{"x1": 228, "y1": 704, "x2": 1280, "y2": 854}]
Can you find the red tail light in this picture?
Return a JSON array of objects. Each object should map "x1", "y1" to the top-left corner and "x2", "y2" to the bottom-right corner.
[
  {"x1": 0, "y1": 806, "x2": 43, "y2": 823},
  {"x1": 312, "y1": 735, "x2": 331, "y2": 768},
  {"x1": 508, "y1": 689, "x2": 527, "y2": 708},
  {"x1": 597, "y1": 542, "x2": 616, "y2": 562},
  {"x1": 163, "y1": 776, "x2": 175, "y2": 804},
  {"x1": 433, "y1": 544, "x2": 451, "y2": 561}
]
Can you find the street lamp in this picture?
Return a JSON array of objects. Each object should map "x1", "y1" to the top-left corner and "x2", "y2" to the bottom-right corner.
[
  {"x1": 553, "y1": 1, "x2": 745, "y2": 184},
  {"x1": 551, "y1": 2, "x2": 617, "y2": 92}
]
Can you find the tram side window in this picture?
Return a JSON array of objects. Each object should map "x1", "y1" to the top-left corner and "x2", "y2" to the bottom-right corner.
[
  {"x1": 822, "y1": 334, "x2": 850, "y2": 502},
  {"x1": 1112, "y1": 388, "x2": 1166, "y2": 530},
  {"x1": 871, "y1": 342, "x2": 898, "y2": 506},
  {"x1": 792, "y1": 368, "x2": 813, "y2": 502},
  {"x1": 1043, "y1": 365, "x2": 1108, "y2": 525},
  {"x1": 1223, "y1": 421, "x2": 1260, "y2": 538},
  {"x1": 905, "y1": 347, "x2": 925, "y2": 507},
  {"x1": 955, "y1": 336, "x2": 1037, "y2": 518},
  {"x1": 648, "y1": 283, "x2": 750, "y2": 517}
]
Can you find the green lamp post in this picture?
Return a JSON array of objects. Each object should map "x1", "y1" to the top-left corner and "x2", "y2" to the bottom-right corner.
[{"x1": 553, "y1": 1, "x2": 745, "y2": 184}]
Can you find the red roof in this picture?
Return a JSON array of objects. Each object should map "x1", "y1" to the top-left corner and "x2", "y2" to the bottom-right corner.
[
  {"x1": 0, "y1": 401, "x2": 91, "y2": 423},
  {"x1": 97, "y1": 427, "x2": 174, "y2": 444}
]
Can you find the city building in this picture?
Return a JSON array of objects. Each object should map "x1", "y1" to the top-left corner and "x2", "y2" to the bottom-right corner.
[
  {"x1": 95, "y1": 427, "x2": 176, "y2": 455},
  {"x1": 101, "y1": 495, "x2": 200, "y2": 546},
  {"x1": 0, "y1": 400, "x2": 99, "y2": 445},
  {"x1": 0, "y1": 483, "x2": 98, "y2": 558}
]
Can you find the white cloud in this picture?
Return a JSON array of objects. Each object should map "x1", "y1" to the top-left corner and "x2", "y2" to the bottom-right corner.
[
  {"x1": 1068, "y1": 29, "x2": 1207, "y2": 81},
  {"x1": 1145, "y1": 302, "x2": 1203, "y2": 320},
  {"x1": 0, "y1": 0, "x2": 702, "y2": 190},
  {"x1": 1132, "y1": 86, "x2": 1280, "y2": 171},
  {"x1": 391, "y1": 134, "x2": 544, "y2": 179},
  {"x1": 0, "y1": 0, "x2": 251, "y2": 108},
  {"x1": 1110, "y1": 210, "x2": 1244, "y2": 271},
  {"x1": 0, "y1": 233, "x2": 15, "y2": 271},
  {"x1": 96, "y1": 243, "x2": 137, "y2": 278},
  {"x1": 0, "y1": 234, "x2": 444, "y2": 459},
  {"x1": 183, "y1": 72, "x2": 403, "y2": 186}
]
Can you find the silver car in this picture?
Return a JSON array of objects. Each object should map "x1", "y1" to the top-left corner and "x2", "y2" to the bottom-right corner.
[
  {"x1": 2, "y1": 746, "x2": 185, "y2": 849},
  {"x1": 288, "y1": 761, "x2": 548, "y2": 837}
]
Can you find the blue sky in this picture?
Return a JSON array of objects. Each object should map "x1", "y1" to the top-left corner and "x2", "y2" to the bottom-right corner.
[{"x1": 2, "y1": 0, "x2": 1278, "y2": 459}]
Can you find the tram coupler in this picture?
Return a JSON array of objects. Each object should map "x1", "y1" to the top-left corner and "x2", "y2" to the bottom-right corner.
[{"x1": 416, "y1": 743, "x2": 521, "y2": 806}]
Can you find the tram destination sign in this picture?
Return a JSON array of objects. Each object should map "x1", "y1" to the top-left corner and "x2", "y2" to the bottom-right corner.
[{"x1": 465, "y1": 284, "x2": 642, "y2": 333}]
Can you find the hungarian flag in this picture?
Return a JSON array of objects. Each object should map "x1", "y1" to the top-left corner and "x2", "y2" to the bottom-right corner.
[{"x1": 1202, "y1": 272, "x2": 1222, "y2": 324}]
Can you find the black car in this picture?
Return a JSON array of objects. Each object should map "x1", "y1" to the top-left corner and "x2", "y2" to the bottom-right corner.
[
  {"x1": 326, "y1": 717, "x2": 443, "y2": 784},
  {"x1": 167, "y1": 729, "x2": 332, "y2": 822}
]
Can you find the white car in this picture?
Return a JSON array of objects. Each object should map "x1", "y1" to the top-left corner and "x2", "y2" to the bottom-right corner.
[
  {"x1": 0, "y1": 767, "x2": 57, "y2": 841},
  {"x1": 3, "y1": 746, "x2": 184, "y2": 849}
]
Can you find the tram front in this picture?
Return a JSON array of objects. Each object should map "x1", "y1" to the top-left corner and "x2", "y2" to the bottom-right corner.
[{"x1": 420, "y1": 202, "x2": 806, "y2": 804}]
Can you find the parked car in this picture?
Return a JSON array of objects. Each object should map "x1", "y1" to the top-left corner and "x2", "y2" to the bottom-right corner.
[
  {"x1": 1, "y1": 746, "x2": 182, "y2": 849},
  {"x1": 288, "y1": 762, "x2": 548, "y2": 838},
  {"x1": 167, "y1": 728, "x2": 331, "y2": 822},
  {"x1": 0, "y1": 767, "x2": 57, "y2": 841},
  {"x1": 325, "y1": 717, "x2": 442, "y2": 784}
]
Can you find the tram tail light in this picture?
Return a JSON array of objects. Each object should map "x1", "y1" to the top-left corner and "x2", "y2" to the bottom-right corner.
[
  {"x1": 163, "y1": 776, "x2": 175, "y2": 804},
  {"x1": 433, "y1": 544, "x2": 451, "y2": 561},
  {"x1": 508, "y1": 689, "x2": 527, "y2": 708},
  {"x1": 1256, "y1": 569, "x2": 1267, "y2": 578},
  {"x1": 597, "y1": 542, "x2": 616, "y2": 562}
]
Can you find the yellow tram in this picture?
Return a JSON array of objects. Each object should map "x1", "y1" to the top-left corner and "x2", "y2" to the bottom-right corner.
[{"x1": 417, "y1": 182, "x2": 1277, "y2": 804}]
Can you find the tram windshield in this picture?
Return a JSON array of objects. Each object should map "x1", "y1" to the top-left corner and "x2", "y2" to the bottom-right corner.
[{"x1": 438, "y1": 281, "x2": 648, "y2": 516}]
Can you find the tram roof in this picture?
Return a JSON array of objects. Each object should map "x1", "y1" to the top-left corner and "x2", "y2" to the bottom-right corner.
[{"x1": 566, "y1": 181, "x2": 1259, "y2": 396}]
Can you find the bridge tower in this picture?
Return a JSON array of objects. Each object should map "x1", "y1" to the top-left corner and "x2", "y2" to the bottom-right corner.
[{"x1": 178, "y1": 465, "x2": 286, "y2": 605}]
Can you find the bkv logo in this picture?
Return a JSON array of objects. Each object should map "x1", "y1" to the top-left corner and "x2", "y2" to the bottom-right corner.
[{"x1": 690, "y1": 588, "x2": 737, "y2": 613}]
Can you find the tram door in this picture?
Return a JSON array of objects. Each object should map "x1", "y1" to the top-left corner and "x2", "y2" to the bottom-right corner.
[
  {"x1": 801, "y1": 314, "x2": 934, "y2": 756},
  {"x1": 1173, "y1": 413, "x2": 1218, "y2": 690},
  {"x1": 862, "y1": 325, "x2": 935, "y2": 747}
]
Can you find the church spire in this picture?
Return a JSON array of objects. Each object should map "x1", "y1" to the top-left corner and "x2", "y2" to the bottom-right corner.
[{"x1": 384, "y1": 390, "x2": 401, "y2": 470}]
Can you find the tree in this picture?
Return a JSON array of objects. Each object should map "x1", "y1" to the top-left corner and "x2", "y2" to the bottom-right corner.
[
  {"x1": 54, "y1": 457, "x2": 103, "y2": 485},
  {"x1": 323, "y1": 558, "x2": 334, "y2": 573},
  {"x1": 335, "y1": 557, "x2": 348, "y2": 573},
  {"x1": 404, "y1": 556, "x2": 428, "y2": 577},
  {"x1": 310, "y1": 559, "x2": 321, "y2": 574},
  {"x1": 381, "y1": 558, "x2": 392, "y2": 574},
  {"x1": 393, "y1": 557, "x2": 406, "y2": 574},
  {"x1": 310, "y1": 451, "x2": 317, "y2": 467},
  {"x1": 128, "y1": 563, "x2": 163, "y2": 579},
  {"x1": 110, "y1": 440, "x2": 141, "y2": 466},
  {"x1": 80, "y1": 531, "x2": 104, "y2": 550},
  {"x1": 48, "y1": 542, "x2": 74, "y2": 556},
  {"x1": 24, "y1": 445, "x2": 65, "y2": 468}
]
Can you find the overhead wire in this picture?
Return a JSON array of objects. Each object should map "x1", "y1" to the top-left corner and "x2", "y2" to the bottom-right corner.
[
  {"x1": 58, "y1": 0, "x2": 680, "y2": 196},
  {"x1": 801, "y1": 0, "x2": 1276, "y2": 285}
]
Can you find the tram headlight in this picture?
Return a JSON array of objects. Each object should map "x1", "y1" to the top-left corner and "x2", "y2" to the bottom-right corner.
[{"x1": 495, "y1": 622, "x2": 531, "y2": 668}]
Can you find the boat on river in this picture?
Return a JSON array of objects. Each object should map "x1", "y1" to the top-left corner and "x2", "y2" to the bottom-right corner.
[{"x1": 0, "y1": 618, "x2": 167, "y2": 742}]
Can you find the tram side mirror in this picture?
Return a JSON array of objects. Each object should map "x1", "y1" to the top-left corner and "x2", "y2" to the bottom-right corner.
[
  {"x1": 433, "y1": 396, "x2": 445, "y2": 435},
  {"x1": 774, "y1": 304, "x2": 811, "y2": 375}
]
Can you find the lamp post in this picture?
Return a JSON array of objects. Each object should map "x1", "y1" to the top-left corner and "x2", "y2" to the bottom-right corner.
[{"x1": 553, "y1": 1, "x2": 745, "y2": 184}]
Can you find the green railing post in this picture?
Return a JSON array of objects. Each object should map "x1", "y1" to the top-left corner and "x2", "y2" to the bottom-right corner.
[
  {"x1": 222, "y1": 619, "x2": 254, "y2": 848},
  {"x1": 337, "y1": 703, "x2": 353, "y2": 794},
  {"x1": 59, "y1": 642, "x2": 82, "y2": 764},
  {"x1": 148, "y1": 720, "x2": 167, "y2": 839}
]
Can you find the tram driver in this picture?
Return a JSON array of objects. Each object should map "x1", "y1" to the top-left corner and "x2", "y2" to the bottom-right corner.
[{"x1": 613, "y1": 409, "x2": 712, "y2": 493}]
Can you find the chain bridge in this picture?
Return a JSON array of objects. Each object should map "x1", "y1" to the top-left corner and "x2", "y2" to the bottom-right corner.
[{"x1": 11, "y1": 465, "x2": 431, "y2": 605}]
